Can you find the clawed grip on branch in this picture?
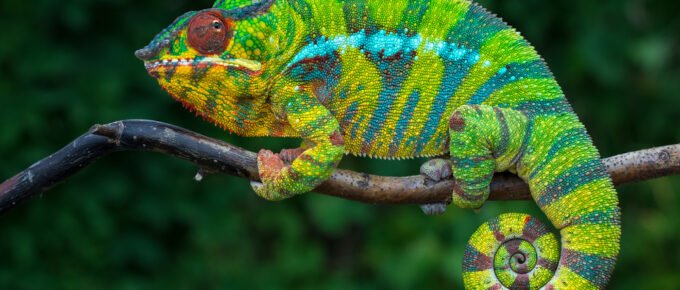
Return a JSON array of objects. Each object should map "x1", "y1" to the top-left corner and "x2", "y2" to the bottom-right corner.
[{"x1": 0, "y1": 119, "x2": 678, "y2": 214}]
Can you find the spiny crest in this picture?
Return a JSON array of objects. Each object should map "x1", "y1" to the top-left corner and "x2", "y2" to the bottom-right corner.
[{"x1": 212, "y1": 0, "x2": 275, "y2": 19}]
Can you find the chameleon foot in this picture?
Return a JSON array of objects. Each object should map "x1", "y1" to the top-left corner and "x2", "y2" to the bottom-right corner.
[
  {"x1": 251, "y1": 149, "x2": 293, "y2": 201},
  {"x1": 419, "y1": 159, "x2": 453, "y2": 215},
  {"x1": 419, "y1": 158, "x2": 453, "y2": 181}
]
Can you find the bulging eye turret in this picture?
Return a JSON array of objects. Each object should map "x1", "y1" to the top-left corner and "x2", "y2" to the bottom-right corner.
[{"x1": 187, "y1": 11, "x2": 232, "y2": 55}]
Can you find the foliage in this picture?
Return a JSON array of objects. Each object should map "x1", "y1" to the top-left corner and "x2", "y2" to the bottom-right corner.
[{"x1": 0, "y1": 0, "x2": 678, "y2": 289}]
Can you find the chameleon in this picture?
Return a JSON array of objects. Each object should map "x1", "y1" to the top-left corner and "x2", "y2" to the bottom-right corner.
[{"x1": 135, "y1": 0, "x2": 621, "y2": 288}]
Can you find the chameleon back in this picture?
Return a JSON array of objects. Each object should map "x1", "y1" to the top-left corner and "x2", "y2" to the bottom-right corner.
[{"x1": 284, "y1": 0, "x2": 556, "y2": 160}]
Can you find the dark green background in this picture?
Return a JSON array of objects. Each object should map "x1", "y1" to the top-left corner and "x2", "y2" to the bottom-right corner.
[{"x1": 1, "y1": 0, "x2": 679, "y2": 289}]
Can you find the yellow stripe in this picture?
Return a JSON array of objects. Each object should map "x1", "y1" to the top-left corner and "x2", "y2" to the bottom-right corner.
[
  {"x1": 533, "y1": 232, "x2": 560, "y2": 263},
  {"x1": 333, "y1": 48, "x2": 382, "y2": 154},
  {"x1": 529, "y1": 142, "x2": 596, "y2": 194},
  {"x1": 462, "y1": 269, "x2": 498, "y2": 289},
  {"x1": 542, "y1": 179, "x2": 618, "y2": 228},
  {"x1": 482, "y1": 78, "x2": 563, "y2": 106},
  {"x1": 417, "y1": 0, "x2": 469, "y2": 40},
  {"x1": 374, "y1": 53, "x2": 445, "y2": 157},
  {"x1": 497, "y1": 213, "x2": 527, "y2": 239},
  {"x1": 552, "y1": 267, "x2": 598, "y2": 289},
  {"x1": 367, "y1": 0, "x2": 409, "y2": 30},
  {"x1": 516, "y1": 114, "x2": 589, "y2": 182},
  {"x1": 561, "y1": 224, "x2": 621, "y2": 257},
  {"x1": 305, "y1": 0, "x2": 347, "y2": 36},
  {"x1": 452, "y1": 29, "x2": 539, "y2": 107},
  {"x1": 467, "y1": 222, "x2": 497, "y2": 257}
]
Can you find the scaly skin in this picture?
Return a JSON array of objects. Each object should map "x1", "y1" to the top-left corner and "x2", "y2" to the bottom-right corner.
[{"x1": 136, "y1": 0, "x2": 621, "y2": 288}]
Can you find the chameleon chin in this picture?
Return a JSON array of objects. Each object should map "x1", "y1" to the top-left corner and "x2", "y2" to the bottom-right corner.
[{"x1": 137, "y1": 0, "x2": 621, "y2": 288}]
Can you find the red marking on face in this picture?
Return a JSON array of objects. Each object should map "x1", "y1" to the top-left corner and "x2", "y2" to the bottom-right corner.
[
  {"x1": 524, "y1": 216, "x2": 532, "y2": 225},
  {"x1": 187, "y1": 11, "x2": 233, "y2": 55}
]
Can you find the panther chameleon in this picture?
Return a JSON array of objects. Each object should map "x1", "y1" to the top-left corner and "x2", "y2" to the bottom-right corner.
[{"x1": 135, "y1": 0, "x2": 621, "y2": 288}]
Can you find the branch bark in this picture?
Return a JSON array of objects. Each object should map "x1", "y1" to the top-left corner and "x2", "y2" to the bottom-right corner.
[{"x1": 0, "y1": 119, "x2": 678, "y2": 214}]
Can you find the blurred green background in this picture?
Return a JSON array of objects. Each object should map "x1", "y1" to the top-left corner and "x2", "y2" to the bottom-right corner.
[{"x1": 1, "y1": 0, "x2": 679, "y2": 289}]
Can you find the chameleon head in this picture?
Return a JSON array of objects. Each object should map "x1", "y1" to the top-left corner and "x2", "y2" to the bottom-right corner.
[{"x1": 135, "y1": 0, "x2": 296, "y2": 136}]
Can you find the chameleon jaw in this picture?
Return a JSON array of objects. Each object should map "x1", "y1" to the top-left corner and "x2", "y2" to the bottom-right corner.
[{"x1": 144, "y1": 57, "x2": 262, "y2": 72}]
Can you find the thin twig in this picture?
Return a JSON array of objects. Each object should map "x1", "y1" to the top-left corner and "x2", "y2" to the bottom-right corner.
[{"x1": 0, "y1": 119, "x2": 678, "y2": 214}]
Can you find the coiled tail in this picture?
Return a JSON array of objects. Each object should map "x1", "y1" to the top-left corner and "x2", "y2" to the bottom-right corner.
[
  {"x1": 463, "y1": 213, "x2": 559, "y2": 289},
  {"x1": 449, "y1": 105, "x2": 621, "y2": 289}
]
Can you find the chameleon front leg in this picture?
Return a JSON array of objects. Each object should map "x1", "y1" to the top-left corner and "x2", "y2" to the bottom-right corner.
[
  {"x1": 251, "y1": 86, "x2": 345, "y2": 201},
  {"x1": 447, "y1": 104, "x2": 529, "y2": 209}
]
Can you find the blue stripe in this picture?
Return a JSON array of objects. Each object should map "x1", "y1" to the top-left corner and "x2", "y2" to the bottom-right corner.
[
  {"x1": 446, "y1": 3, "x2": 506, "y2": 50},
  {"x1": 535, "y1": 159, "x2": 607, "y2": 208},
  {"x1": 562, "y1": 249, "x2": 616, "y2": 288},
  {"x1": 414, "y1": 54, "x2": 478, "y2": 153},
  {"x1": 360, "y1": 47, "x2": 416, "y2": 152},
  {"x1": 340, "y1": 101, "x2": 358, "y2": 131},
  {"x1": 528, "y1": 128, "x2": 590, "y2": 180},
  {"x1": 389, "y1": 90, "x2": 422, "y2": 155},
  {"x1": 511, "y1": 98, "x2": 573, "y2": 118}
]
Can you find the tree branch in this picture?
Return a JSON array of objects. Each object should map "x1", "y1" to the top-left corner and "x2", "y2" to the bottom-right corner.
[{"x1": 1, "y1": 119, "x2": 678, "y2": 214}]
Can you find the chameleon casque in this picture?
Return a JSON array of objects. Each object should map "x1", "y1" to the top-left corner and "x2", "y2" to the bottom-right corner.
[{"x1": 135, "y1": 0, "x2": 621, "y2": 288}]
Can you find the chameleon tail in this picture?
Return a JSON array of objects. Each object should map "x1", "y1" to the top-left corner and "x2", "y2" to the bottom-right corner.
[
  {"x1": 524, "y1": 120, "x2": 621, "y2": 289},
  {"x1": 450, "y1": 105, "x2": 620, "y2": 289}
]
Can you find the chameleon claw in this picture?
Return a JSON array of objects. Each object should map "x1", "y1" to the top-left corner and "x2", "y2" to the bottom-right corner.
[
  {"x1": 420, "y1": 158, "x2": 453, "y2": 181},
  {"x1": 250, "y1": 180, "x2": 263, "y2": 189},
  {"x1": 279, "y1": 147, "x2": 306, "y2": 163},
  {"x1": 420, "y1": 202, "x2": 448, "y2": 215},
  {"x1": 257, "y1": 149, "x2": 285, "y2": 180}
]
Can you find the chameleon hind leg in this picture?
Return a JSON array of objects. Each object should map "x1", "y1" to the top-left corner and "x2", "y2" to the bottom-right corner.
[
  {"x1": 457, "y1": 104, "x2": 620, "y2": 289},
  {"x1": 418, "y1": 104, "x2": 528, "y2": 215},
  {"x1": 448, "y1": 105, "x2": 561, "y2": 288},
  {"x1": 447, "y1": 104, "x2": 529, "y2": 209}
]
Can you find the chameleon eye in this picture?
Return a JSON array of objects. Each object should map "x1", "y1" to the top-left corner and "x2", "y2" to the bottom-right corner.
[{"x1": 187, "y1": 12, "x2": 232, "y2": 55}]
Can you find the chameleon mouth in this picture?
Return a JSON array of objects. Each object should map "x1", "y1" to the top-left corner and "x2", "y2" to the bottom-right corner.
[{"x1": 144, "y1": 57, "x2": 262, "y2": 72}]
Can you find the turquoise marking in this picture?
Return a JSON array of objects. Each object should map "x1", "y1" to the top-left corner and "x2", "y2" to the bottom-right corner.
[
  {"x1": 288, "y1": 31, "x2": 481, "y2": 68},
  {"x1": 389, "y1": 90, "x2": 421, "y2": 155},
  {"x1": 365, "y1": 30, "x2": 408, "y2": 57}
]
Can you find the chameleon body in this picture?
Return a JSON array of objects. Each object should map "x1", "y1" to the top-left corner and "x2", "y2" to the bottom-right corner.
[{"x1": 136, "y1": 0, "x2": 621, "y2": 288}]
